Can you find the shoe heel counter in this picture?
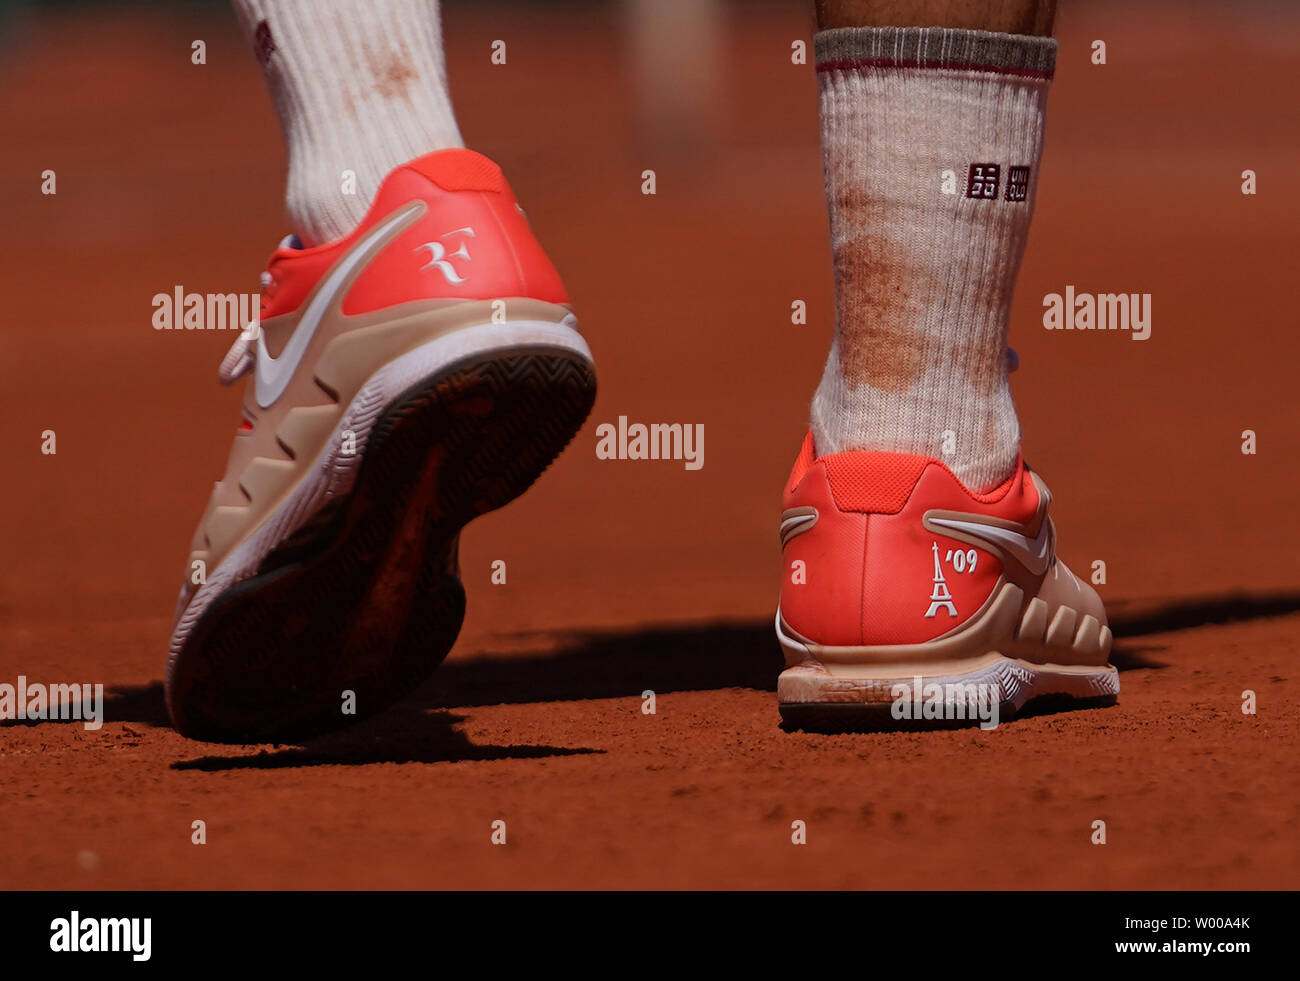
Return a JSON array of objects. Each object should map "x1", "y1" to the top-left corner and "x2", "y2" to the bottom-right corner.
[
  {"x1": 857, "y1": 462, "x2": 1009, "y2": 647},
  {"x1": 788, "y1": 446, "x2": 1001, "y2": 649},
  {"x1": 779, "y1": 451, "x2": 867, "y2": 647},
  {"x1": 403, "y1": 150, "x2": 569, "y2": 304},
  {"x1": 344, "y1": 150, "x2": 569, "y2": 314}
]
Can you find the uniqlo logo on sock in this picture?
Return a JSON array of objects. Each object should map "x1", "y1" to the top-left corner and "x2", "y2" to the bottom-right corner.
[
  {"x1": 966, "y1": 163, "x2": 1000, "y2": 199},
  {"x1": 1005, "y1": 166, "x2": 1031, "y2": 202}
]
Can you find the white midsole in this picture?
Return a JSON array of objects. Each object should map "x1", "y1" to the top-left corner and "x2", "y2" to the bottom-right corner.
[
  {"x1": 167, "y1": 317, "x2": 592, "y2": 683},
  {"x1": 774, "y1": 609, "x2": 1119, "y2": 709}
]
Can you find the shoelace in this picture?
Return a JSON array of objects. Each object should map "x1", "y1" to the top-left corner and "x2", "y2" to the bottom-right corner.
[{"x1": 218, "y1": 270, "x2": 273, "y2": 385}]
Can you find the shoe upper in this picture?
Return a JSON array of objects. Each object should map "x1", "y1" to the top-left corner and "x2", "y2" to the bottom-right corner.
[
  {"x1": 177, "y1": 149, "x2": 570, "y2": 616},
  {"x1": 778, "y1": 431, "x2": 1106, "y2": 649},
  {"x1": 257, "y1": 150, "x2": 568, "y2": 322}
]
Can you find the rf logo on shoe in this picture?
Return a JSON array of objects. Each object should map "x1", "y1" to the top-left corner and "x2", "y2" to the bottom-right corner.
[
  {"x1": 415, "y1": 226, "x2": 476, "y2": 284},
  {"x1": 168, "y1": 151, "x2": 594, "y2": 743}
]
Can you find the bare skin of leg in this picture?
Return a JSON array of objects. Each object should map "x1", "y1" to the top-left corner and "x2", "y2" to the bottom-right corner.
[{"x1": 815, "y1": 0, "x2": 1056, "y2": 35}]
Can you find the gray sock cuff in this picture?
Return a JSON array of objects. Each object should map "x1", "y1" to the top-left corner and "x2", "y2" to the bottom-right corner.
[{"x1": 815, "y1": 26, "x2": 1056, "y2": 80}]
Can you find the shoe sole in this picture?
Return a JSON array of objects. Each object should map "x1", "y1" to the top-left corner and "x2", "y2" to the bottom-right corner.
[
  {"x1": 777, "y1": 658, "x2": 1119, "y2": 732},
  {"x1": 166, "y1": 320, "x2": 595, "y2": 742},
  {"x1": 775, "y1": 585, "x2": 1120, "y2": 732},
  {"x1": 778, "y1": 692, "x2": 1119, "y2": 733}
]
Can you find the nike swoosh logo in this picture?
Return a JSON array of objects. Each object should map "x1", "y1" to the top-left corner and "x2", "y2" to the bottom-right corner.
[
  {"x1": 926, "y1": 514, "x2": 1055, "y2": 576},
  {"x1": 255, "y1": 203, "x2": 423, "y2": 409},
  {"x1": 779, "y1": 507, "x2": 818, "y2": 547}
]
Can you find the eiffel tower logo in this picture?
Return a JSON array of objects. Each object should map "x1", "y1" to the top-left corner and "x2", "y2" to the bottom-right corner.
[{"x1": 924, "y1": 541, "x2": 957, "y2": 618}]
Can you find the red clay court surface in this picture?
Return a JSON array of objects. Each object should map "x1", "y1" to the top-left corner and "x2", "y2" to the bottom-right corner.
[{"x1": 0, "y1": 2, "x2": 1296, "y2": 889}]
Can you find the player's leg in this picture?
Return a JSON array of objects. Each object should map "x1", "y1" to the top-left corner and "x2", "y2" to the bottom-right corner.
[
  {"x1": 777, "y1": 0, "x2": 1117, "y2": 729},
  {"x1": 166, "y1": 0, "x2": 596, "y2": 742},
  {"x1": 233, "y1": 0, "x2": 464, "y2": 246},
  {"x1": 812, "y1": 0, "x2": 1055, "y2": 488}
]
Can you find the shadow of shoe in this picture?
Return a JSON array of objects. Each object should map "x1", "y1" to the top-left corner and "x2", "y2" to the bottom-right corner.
[
  {"x1": 1107, "y1": 642, "x2": 1169, "y2": 672},
  {"x1": 172, "y1": 708, "x2": 601, "y2": 770},
  {"x1": 27, "y1": 588, "x2": 1295, "y2": 747},
  {"x1": 421, "y1": 618, "x2": 783, "y2": 709},
  {"x1": 1106, "y1": 590, "x2": 1300, "y2": 637}
]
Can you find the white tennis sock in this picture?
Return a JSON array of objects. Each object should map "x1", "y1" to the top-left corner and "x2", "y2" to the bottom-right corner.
[
  {"x1": 811, "y1": 27, "x2": 1056, "y2": 491},
  {"x1": 232, "y1": 0, "x2": 464, "y2": 247}
]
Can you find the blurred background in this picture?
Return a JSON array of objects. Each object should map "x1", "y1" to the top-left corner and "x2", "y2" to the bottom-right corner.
[
  {"x1": 1, "y1": 0, "x2": 1296, "y2": 647},
  {"x1": 0, "y1": 0, "x2": 1297, "y2": 891}
]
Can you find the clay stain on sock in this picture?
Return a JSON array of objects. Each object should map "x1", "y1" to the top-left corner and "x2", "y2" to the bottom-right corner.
[
  {"x1": 963, "y1": 336, "x2": 1008, "y2": 397},
  {"x1": 833, "y1": 229, "x2": 927, "y2": 393},
  {"x1": 365, "y1": 40, "x2": 418, "y2": 101}
]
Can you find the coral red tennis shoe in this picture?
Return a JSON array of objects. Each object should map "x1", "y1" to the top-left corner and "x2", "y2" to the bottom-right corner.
[
  {"x1": 167, "y1": 149, "x2": 595, "y2": 742},
  {"x1": 776, "y1": 432, "x2": 1118, "y2": 730}
]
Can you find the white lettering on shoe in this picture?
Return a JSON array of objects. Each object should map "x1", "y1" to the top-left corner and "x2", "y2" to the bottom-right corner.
[{"x1": 927, "y1": 514, "x2": 1054, "y2": 577}]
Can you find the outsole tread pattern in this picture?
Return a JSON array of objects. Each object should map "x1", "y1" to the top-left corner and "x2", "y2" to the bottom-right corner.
[{"x1": 169, "y1": 347, "x2": 596, "y2": 742}]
